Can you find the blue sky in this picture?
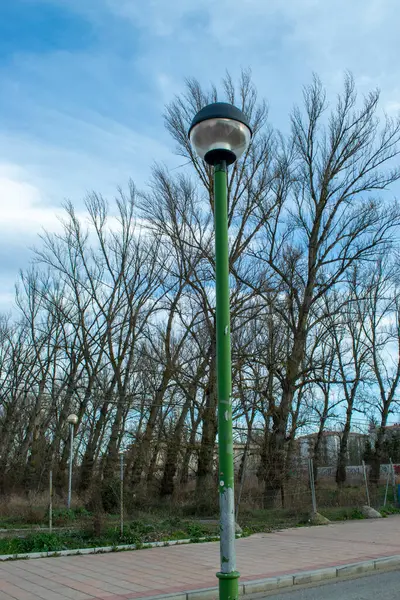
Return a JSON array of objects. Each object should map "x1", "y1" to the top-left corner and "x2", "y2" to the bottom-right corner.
[{"x1": 0, "y1": 0, "x2": 399, "y2": 310}]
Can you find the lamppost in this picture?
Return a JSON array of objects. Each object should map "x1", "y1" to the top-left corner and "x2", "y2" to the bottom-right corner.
[
  {"x1": 119, "y1": 450, "x2": 125, "y2": 536},
  {"x1": 67, "y1": 413, "x2": 78, "y2": 509},
  {"x1": 188, "y1": 103, "x2": 252, "y2": 600}
]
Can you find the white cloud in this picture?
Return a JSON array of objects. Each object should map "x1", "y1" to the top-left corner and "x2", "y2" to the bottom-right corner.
[
  {"x1": 0, "y1": 106, "x2": 176, "y2": 205},
  {"x1": 0, "y1": 164, "x2": 62, "y2": 232},
  {"x1": 82, "y1": 0, "x2": 400, "y2": 126},
  {"x1": 0, "y1": 164, "x2": 64, "y2": 313},
  {"x1": 385, "y1": 101, "x2": 400, "y2": 116}
]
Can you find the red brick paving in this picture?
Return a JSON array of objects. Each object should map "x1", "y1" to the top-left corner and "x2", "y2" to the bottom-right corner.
[{"x1": 0, "y1": 517, "x2": 399, "y2": 599}]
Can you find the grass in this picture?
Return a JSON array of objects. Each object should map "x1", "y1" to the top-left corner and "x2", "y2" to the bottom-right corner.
[
  {"x1": 318, "y1": 506, "x2": 366, "y2": 521},
  {"x1": 0, "y1": 486, "x2": 399, "y2": 557},
  {"x1": 379, "y1": 504, "x2": 400, "y2": 517},
  {"x1": 1, "y1": 504, "x2": 400, "y2": 556},
  {"x1": 0, "y1": 503, "x2": 93, "y2": 530},
  {"x1": 0, "y1": 517, "x2": 220, "y2": 556},
  {"x1": 238, "y1": 502, "x2": 400, "y2": 535}
]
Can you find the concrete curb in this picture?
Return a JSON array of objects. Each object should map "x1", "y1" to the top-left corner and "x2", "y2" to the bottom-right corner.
[{"x1": 128, "y1": 555, "x2": 400, "y2": 600}]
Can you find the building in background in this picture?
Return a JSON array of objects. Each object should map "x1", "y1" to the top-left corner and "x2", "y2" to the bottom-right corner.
[{"x1": 297, "y1": 431, "x2": 368, "y2": 466}]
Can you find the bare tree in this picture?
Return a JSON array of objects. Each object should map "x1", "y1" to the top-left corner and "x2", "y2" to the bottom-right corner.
[
  {"x1": 0, "y1": 70, "x2": 399, "y2": 513},
  {"x1": 250, "y1": 74, "x2": 400, "y2": 503},
  {"x1": 362, "y1": 258, "x2": 400, "y2": 484}
]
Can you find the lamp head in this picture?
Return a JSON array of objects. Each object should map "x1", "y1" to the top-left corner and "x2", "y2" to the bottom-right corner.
[
  {"x1": 188, "y1": 102, "x2": 252, "y2": 166},
  {"x1": 67, "y1": 414, "x2": 78, "y2": 425}
]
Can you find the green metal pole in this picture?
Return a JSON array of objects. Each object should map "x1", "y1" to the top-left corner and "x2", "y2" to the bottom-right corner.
[{"x1": 214, "y1": 160, "x2": 240, "y2": 600}]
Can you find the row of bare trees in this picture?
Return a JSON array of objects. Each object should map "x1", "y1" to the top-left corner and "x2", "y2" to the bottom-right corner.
[{"x1": 1, "y1": 71, "x2": 400, "y2": 509}]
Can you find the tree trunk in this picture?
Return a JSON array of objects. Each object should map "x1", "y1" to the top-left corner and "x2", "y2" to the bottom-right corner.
[
  {"x1": 102, "y1": 400, "x2": 124, "y2": 484},
  {"x1": 180, "y1": 413, "x2": 201, "y2": 485},
  {"x1": 370, "y1": 427, "x2": 385, "y2": 485},
  {"x1": 196, "y1": 359, "x2": 217, "y2": 494},
  {"x1": 130, "y1": 371, "x2": 170, "y2": 488},
  {"x1": 262, "y1": 386, "x2": 293, "y2": 508},
  {"x1": 160, "y1": 400, "x2": 191, "y2": 496},
  {"x1": 263, "y1": 420, "x2": 288, "y2": 508},
  {"x1": 336, "y1": 415, "x2": 352, "y2": 486},
  {"x1": 146, "y1": 426, "x2": 164, "y2": 490},
  {"x1": 79, "y1": 401, "x2": 109, "y2": 493},
  {"x1": 313, "y1": 414, "x2": 328, "y2": 484}
]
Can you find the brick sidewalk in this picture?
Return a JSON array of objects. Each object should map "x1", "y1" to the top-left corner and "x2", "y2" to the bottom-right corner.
[{"x1": 1, "y1": 517, "x2": 400, "y2": 600}]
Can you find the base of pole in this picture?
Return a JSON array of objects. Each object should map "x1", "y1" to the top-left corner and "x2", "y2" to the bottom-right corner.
[{"x1": 216, "y1": 571, "x2": 240, "y2": 600}]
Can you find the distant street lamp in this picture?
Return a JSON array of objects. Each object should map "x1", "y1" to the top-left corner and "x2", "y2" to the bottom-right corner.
[
  {"x1": 189, "y1": 103, "x2": 252, "y2": 600},
  {"x1": 119, "y1": 451, "x2": 125, "y2": 536},
  {"x1": 67, "y1": 413, "x2": 78, "y2": 509}
]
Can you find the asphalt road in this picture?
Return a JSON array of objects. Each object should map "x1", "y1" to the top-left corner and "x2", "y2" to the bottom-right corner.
[{"x1": 264, "y1": 570, "x2": 400, "y2": 599}]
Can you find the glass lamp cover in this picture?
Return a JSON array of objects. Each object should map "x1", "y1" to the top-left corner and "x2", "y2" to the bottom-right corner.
[{"x1": 189, "y1": 118, "x2": 251, "y2": 161}]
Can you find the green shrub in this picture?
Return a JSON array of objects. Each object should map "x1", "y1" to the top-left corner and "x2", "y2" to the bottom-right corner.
[
  {"x1": 186, "y1": 523, "x2": 205, "y2": 540},
  {"x1": 161, "y1": 516, "x2": 182, "y2": 528},
  {"x1": 380, "y1": 504, "x2": 400, "y2": 517}
]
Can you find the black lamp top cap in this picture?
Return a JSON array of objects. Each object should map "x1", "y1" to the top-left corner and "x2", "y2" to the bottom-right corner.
[{"x1": 188, "y1": 102, "x2": 252, "y2": 137}]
